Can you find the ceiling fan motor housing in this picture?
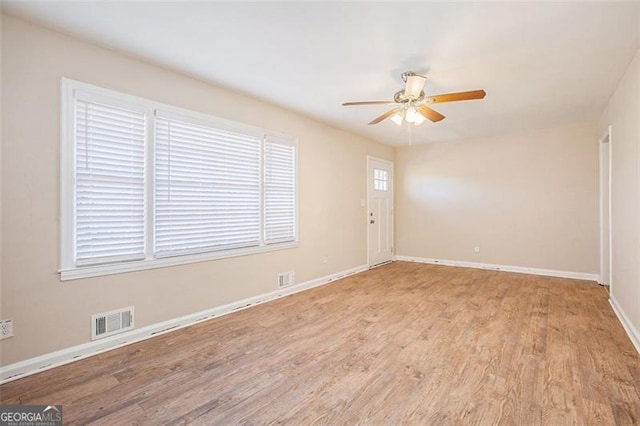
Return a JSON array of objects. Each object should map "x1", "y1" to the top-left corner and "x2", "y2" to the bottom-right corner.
[
  {"x1": 398, "y1": 71, "x2": 428, "y2": 102},
  {"x1": 394, "y1": 90, "x2": 425, "y2": 104}
]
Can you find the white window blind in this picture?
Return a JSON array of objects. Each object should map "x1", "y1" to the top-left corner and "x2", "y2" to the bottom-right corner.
[
  {"x1": 264, "y1": 137, "x2": 296, "y2": 244},
  {"x1": 62, "y1": 79, "x2": 298, "y2": 280},
  {"x1": 74, "y1": 100, "x2": 146, "y2": 265},
  {"x1": 154, "y1": 116, "x2": 262, "y2": 257}
]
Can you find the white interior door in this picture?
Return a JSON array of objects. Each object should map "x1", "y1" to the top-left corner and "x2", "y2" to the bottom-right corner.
[{"x1": 368, "y1": 157, "x2": 393, "y2": 267}]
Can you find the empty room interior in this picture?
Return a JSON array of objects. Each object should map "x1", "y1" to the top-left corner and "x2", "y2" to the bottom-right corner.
[{"x1": 1, "y1": 2, "x2": 640, "y2": 424}]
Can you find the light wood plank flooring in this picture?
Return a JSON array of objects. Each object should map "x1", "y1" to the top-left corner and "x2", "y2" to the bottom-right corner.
[{"x1": 2, "y1": 261, "x2": 640, "y2": 424}]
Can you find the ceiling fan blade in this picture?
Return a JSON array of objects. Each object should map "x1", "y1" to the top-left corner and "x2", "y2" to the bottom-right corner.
[
  {"x1": 417, "y1": 105, "x2": 445, "y2": 122},
  {"x1": 342, "y1": 101, "x2": 395, "y2": 106},
  {"x1": 426, "y1": 90, "x2": 486, "y2": 104},
  {"x1": 404, "y1": 74, "x2": 427, "y2": 98},
  {"x1": 368, "y1": 108, "x2": 401, "y2": 125}
]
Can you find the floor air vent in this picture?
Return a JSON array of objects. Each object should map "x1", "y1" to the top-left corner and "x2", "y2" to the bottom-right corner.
[
  {"x1": 277, "y1": 271, "x2": 295, "y2": 288},
  {"x1": 91, "y1": 306, "x2": 134, "y2": 340}
]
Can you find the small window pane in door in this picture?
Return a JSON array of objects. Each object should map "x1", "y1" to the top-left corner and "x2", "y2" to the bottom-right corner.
[{"x1": 374, "y1": 168, "x2": 389, "y2": 191}]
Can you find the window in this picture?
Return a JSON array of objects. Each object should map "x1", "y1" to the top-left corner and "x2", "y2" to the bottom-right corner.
[
  {"x1": 60, "y1": 79, "x2": 298, "y2": 280},
  {"x1": 264, "y1": 137, "x2": 296, "y2": 243},
  {"x1": 374, "y1": 168, "x2": 389, "y2": 191},
  {"x1": 74, "y1": 100, "x2": 146, "y2": 265},
  {"x1": 154, "y1": 115, "x2": 262, "y2": 257}
]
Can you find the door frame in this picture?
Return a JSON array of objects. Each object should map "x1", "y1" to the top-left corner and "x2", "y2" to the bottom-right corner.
[
  {"x1": 366, "y1": 155, "x2": 394, "y2": 267},
  {"x1": 599, "y1": 125, "x2": 612, "y2": 287}
]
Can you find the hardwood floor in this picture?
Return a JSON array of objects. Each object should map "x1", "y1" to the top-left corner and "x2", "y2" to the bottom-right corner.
[{"x1": 2, "y1": 261, "x2": 640, "y2": 424}]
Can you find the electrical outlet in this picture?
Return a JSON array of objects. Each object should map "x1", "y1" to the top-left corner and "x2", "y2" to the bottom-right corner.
[
  {"x1": 474, "y1": 246, "x2": 481, "y2": 253},
  {"x1": 0, "y1": 319, "x2": 14, "y2": 339}
]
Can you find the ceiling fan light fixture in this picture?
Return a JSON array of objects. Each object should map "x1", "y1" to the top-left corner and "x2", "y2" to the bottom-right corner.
[
  {"x1": 390, "y1": 110, "x2": 405, "y2": 126},
  {"x1": 404, "y1": 74, "x2": 427, "y2": 99},
  {"x1": 413, "y1": 114, "x2": 426, "y2": 125},
  {"x1": 405, "y1": 106, "x2": 426, "y2": 125}
]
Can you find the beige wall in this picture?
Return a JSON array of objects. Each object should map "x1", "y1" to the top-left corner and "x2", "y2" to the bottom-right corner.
[
  {"x1": 0, "y1": 14, "x2": 4, "y2": 329},
  {"x1": 600, "y1": 49, "x2": 640, "y2": 332},
  {"x1": 395, "y1": 121, "x2": 600, "y2": 273},
  {"x1": 0, "y1": 12, "x2": 624, "y2": 368},
  {"x1": 0, "y1": 15, "x2": 393, "y2": 365}
]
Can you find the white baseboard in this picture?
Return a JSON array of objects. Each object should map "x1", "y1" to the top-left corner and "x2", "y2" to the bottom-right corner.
[
  {"x1": 609, "y1": 296, "x2": 640, "y2": 355},
  {"x1": 394, "y1": 255, "x2": 599, "y2": 281},
  {"x1": 0, "y1": 264, "x2": 368, "y2": 384}
]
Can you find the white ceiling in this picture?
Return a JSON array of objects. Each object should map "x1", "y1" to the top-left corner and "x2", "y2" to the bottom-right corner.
[{"x1": 3, "y1": 2, "x2": 639, "y2": 146}]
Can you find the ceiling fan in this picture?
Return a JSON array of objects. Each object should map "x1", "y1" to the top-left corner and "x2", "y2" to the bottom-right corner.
[{"x1": 342, "y1": 71, "x2": 486, "y2": 126}]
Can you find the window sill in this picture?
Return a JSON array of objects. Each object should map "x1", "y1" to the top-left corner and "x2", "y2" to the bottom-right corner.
[{"x1": 59, "y1": 241, "x2": 300, "y2": 281}]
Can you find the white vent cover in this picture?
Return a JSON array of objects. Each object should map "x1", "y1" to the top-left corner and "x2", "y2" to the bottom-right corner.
[
  {"x1": 277, "y1": 271, "x2": 295, "y2": 288},
  {"x1": 91, "y1": 306, "x2": 134, "y2": 340}
]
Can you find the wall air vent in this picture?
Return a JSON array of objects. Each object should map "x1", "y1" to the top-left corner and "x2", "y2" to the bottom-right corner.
[
  {"x1": 91, "y1": 306, "x2": 134, "y2": 340},
  {"x1": 277, "y1": 271, "x2": 295, "y2": 288}
]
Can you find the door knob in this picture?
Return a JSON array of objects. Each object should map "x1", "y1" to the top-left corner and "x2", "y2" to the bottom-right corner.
[{"x1": 370, "y1": 219, "x2": 375, "y2": 224}]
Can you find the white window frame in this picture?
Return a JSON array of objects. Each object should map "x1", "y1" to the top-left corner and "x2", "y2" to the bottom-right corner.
[{"x1": 60, "y1": 78, "x2": 298, "y2": 281}]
